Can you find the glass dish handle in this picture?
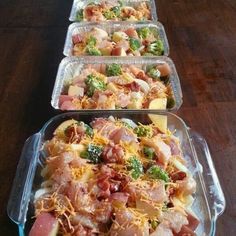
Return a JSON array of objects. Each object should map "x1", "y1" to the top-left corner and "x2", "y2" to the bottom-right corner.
[
  {"x1": 189, "y1": 130, "x2": 226, "y2": 219},
  {"x1": 7, "y1": 133, "x2": 41, "y2": 227}
]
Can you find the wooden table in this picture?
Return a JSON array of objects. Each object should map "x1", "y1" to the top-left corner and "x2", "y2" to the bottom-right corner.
[{"x1": 0, "y1": 0, "x2": 235, "y2": 235}]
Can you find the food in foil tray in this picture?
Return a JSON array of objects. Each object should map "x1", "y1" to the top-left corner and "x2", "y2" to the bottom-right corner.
[
  {"x1": 72, "y1": 26, "x2": 164, "y2": 56},
  {"x1": 59, "y1": 62, "x2": 175, "y2": 110},
  {"x1": 75, "y1": 0, "x2": 151, "y2": 22},
  {"x1": 29, "y1": 116, "x2": 200, "y2": 235}
]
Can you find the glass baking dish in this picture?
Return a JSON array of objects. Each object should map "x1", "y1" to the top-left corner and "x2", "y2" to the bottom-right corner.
[
  {"x1": 51, "y1": 56, "x2": 182, "y2": 111},
  {"x1": 69, "y1": 0, "x2": 158, "y2": 22},
  {"x1": 7, "y1": 111, "x2": 225, "y2": 236},
  {"x1": 63, "y1": 21, "x2": 169, "y2": 57}
]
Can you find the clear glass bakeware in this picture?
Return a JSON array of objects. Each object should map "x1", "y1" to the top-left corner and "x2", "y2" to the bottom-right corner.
[
  {"x1": 7, "y1": 111, "x2": 225, "y2": 236},
  {"x1": 69, "y1": 0, "x2": 158, "y2": 22},
  {"x1": 51, "y1": 56, "x2": 182, "y2": 111},
  {"x1": 63, "y1": 21, "x2": 169, "y2": 57}
]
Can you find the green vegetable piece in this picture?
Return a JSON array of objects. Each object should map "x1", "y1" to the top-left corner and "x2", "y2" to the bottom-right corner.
[
  {"x1": 106, "y1": 64, "x2": 122, "y2": 76},
  {"x1": 86, "y1": 46, "x2": 102, "y2": 56},
  {"x1": 87, "y1": 36, "x2": 97, "y2": 47},
  {"x1": 143, "y1": 146, "x2": 155, "y2": 159},
  {"x1": 81, "y1": 144, "x2": 103, "y2": 164},
  {"x1": 147, "y1": 165, "x2": 170, "y2": 182},
  {"x1": 76, "y1": 9, "x2": 84, "y2": 21},
  {"x1": 134, "y1": 126, "x2": 152, "y2": 137},
  {"x1": 129, "y1": 38, "x2": 141, "y2": 51},
  {"x1": 167, "y1": 97, "x2": 175, "y2": 109},
  {"x1": 85, "y1": 74, "x2": 106, "y2": 97},
  {"x1": 111, "y1": 6, "x2": 121, "y2": 17},
  {"x1": 150, "y1": 220, "x2": 159, "y2": 230},
  {"x1": 84, "y1": 124, "x2": 93, "y2": 137},
  {"x1": 118, "y1": 0, "x2": 124, "y2": 6},
  {"x1": 147, "y1": 39, "x2": 164, "y2": 56},
  {"x1": 137, "y1": 27, "x2": 150, "y2": 39},
  {"x1": 103, "y1": 10, "x2": 116, "y2": 19},
  {"x1": 128, "y1": 156, "x2": 143, "y2": 179},
  {"x1": 147, "y1": 68, "x2": 161, "y2": 80}
]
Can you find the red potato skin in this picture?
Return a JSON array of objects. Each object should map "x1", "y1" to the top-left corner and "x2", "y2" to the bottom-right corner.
[
  {"x1": 111, "y1": 47, "x2": 126, "y2": 56},
  {"x1": 29, "y1": 212, "x2": 58, "y2": 236},
  {"x1": 156, "y1": 63, "x2": 171, "y2": 77}
]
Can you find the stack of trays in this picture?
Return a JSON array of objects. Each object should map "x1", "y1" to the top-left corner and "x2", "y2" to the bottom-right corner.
[{"x1": 7, "y1": 1, "x2": 225, "y2": 236}]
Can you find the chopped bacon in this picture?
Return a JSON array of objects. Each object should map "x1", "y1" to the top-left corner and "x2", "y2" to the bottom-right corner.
[
  {"x1": 72, "y1": 34, "x2": 82, "y2": 44},
  {"x1": 59, "y1": 95, "x2": 74, "y2": 106},
  {"x1": 102, "y1": 143, "x2": 124, "y2": 164},
  {"x1": 124, "y1": 81, "x2": 141, "y2": 92},
  {"x1": 174, "y1": 225, "x2": 196, "y2": 236},
  {"x1": 125, "y1": 28, "x2": 139, "y2": 39},
  {"x1": 171, "y1": 171, "x2": 187, "y2": 182},
  {"x1": 60, "y1": 100, "x2": 76, "y2": 110}
]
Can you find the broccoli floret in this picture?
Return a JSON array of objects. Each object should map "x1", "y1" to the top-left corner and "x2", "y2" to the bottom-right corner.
[
  {"x1": 137, "y1": 27, "x2": 150, "y2": 39},
  {"x1": 143, "y1": 146, "x2": 155, "y2": 159},
  {"x1": 167, "y1": 97, "x2": 175, "y2": 109},
  {"x1": 128, "y1": 156, "x2": 143, "y2": 179},
  {"x1": 146, "y1": 165, "x2": 170, "y2": 182},
  {"x1": 87, "y1": 36, "x2": 97, "y2": 47},
  {"x1": 150, "y1": 220, "x2": 159, "y2": 230},
  {"x1": 86, "y1": 46, "x2": 102, "y2": 56},
  {"x1": 147, "y1": 68, "x2": 161, "y2": 80},
  {"x1": 80, "y1": 144, "x2": 103, "y2": 164},
  {"x1": 129, "y1": 38, "x2": 141, "y2": 51},
  {"x1": 76, "y1": 9, "x2": 84, "y2": 21},
  {"x1": 85, "y1": 74, "x2": 106, "y2": 97},
  {"x1": 111, "y1": 6, "x2": 121, "y2": 17},
  {"x1": 118, "y1": 0, "x2": 124, "y2": 7},
  {"x1": 106, "y1": 64, "x2": 122, "y2": 76},
  {"x1": 134, "y1": 126, "x2": 152, "y2": 137},
  {"x1": 103, "y1": 10, "x2": 116, "y2": 19},
  {"x1": 147, "y1": 40, "x2": 164, "y2": 56}
]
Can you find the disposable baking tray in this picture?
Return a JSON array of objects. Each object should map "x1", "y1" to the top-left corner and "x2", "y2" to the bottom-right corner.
[
  {"x1": 51, "y1": 56, "x2": 182, "y2": 111},
  {"x1": 7, "y1": 111, "x2": 225, "y2": 235},
  {"x1": 63, "y1": 21, "x2": 169, "y2": 57},
  {"x1": 69, "y1": 0, "x2": 158, "y2": 22}
]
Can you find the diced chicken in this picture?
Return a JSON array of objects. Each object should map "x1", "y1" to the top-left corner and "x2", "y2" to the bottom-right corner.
[
  {"x1": 142, "y1": 136, "x2": 172, "y2": 166},
  {"x1": 116, "y1": 93, "x2": 131, "y2": 108},
  {"x1": 68, "y1": 85, "x2": 84, "y2": 97},
  {"x1": 176, "y1": 176, "x2": 197, "y2": 196},
  {"x1": 161, "y1": 209, "x2": 188, "y2": 233},
  {"x1": 84, "y1": 5, "x2": 105, "y2": 22},
  {"x1": 102, "y1": 143, "x2": 124, "y2": 163},
  {"x1": 109, "y1": 127, "x2": 138, "y2": 144},
  {"x1": 110, "y1": 208, "x2": 149, "y2": 236}
]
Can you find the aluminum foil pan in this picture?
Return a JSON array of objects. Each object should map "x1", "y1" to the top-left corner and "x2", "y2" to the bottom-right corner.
[
  {"x1": 51, "y1": 56, "x2": 182, "y2": 111},
  {"x1": 63, "y1": 21, "x2": 169, "y2": 57},
  {"x1": 69, "y1": 0, "x2": 158, "y2": 22}
]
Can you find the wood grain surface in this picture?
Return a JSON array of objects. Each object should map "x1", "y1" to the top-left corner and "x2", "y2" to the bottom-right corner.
[{"x1": 0, "y1": 0, "x2": 235, "y2": 235}]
